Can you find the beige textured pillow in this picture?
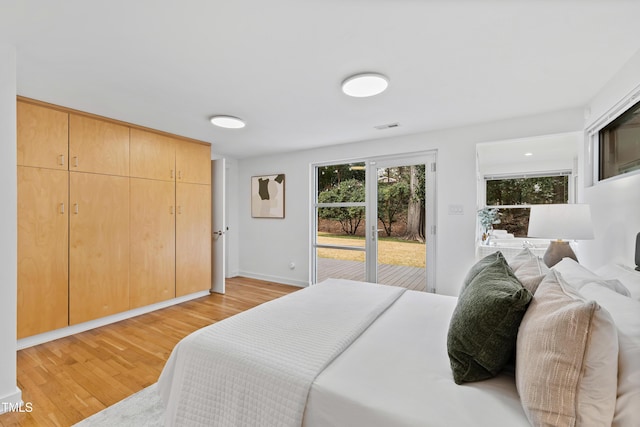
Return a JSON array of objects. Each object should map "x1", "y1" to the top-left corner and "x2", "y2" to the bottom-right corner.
[
  {"x1": 513, "y1": 256, "x2": 549, "y2": 294},
  {"x1": 509, "y1": 248, "x2": 536, "y2": 271},
  {"x1": 516, "y1": 270, "x2": 618, "y2": 427}
]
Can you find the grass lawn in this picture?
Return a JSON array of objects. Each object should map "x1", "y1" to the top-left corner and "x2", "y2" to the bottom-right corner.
[{"x1": 317, "y1": 232, "x2": 425, "y2": 268}]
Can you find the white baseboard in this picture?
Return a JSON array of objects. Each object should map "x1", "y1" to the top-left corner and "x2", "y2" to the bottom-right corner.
[
  {"x1": 17, "y1": 290, "x2": 210, "y2": 350},
  {"x1": 237, "y1": 271, "x2": 309, "y2": 288},
  {"x1": 0, "y1": 387, "x2": 22, "y2": 415}
]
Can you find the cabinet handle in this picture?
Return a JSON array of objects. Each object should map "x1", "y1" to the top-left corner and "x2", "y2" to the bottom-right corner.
[
  {"x1": 178, "y1": 170, "x2": 182, "y2": 180},
  {"x1": 177, "y1": 206, "x2": 182, "y2": 215},
  {"x1": 74, "y1": 203, "x2": 79, "y2": 214},
  {"x1": 171, "y1": 169, "x2": 175, "y2": 179},
  {"x1": 59, "y1": 154, "x2": 65, "y2": 166},
  {"x1": 73, "y1": 156, "x2": 79, "y2": 167},
  {"x1": 60, "y1": 202, "x2": 65, "y2": 214},
  {"x1": 170, "y1": 206, "x2": 174, "y2": 215}
]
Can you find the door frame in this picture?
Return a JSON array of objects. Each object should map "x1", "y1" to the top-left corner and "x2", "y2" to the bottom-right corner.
[
  {"x1": 311, "y1": 150, "x2": 437, "y2": 292},
  {"x1": 211, "y1": 158, "x2": 226, "y2": 294}
]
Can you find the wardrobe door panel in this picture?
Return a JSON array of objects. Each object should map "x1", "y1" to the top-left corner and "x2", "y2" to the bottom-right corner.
[
  {"x1": 17, "y1": 101, "x2": 68, "y2": 170},
  {"x1": 176, "y1": 183, "x2": 211, "y2": 296},
  {"x1": 69, "y1": 172, "x2": 130, "y2": 324},
  {"x1": 130, "y1": 129, "x2": 176, "y2": 181},
  {"x1": 17, "y1": 166, "x2": 69, "y2": 338},
  {"x1": 130, "y1": 178, "x2": 176, "y2": 308},
  {"x1": 176, "y1": 141, "x2": 211, "y2": 185},
  {"x1": 69, "y1": 114, "x2": 130, "y2": 176}
]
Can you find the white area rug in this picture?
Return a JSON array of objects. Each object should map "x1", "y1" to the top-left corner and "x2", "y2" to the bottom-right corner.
[{"x1": 73, "y1": 383, "x2": 164, "y2": 427}]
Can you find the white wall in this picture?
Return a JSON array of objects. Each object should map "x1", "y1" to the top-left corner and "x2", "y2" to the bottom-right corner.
[
  {"x1": 0, "y1": 43, "x2": 21, "y2": 412},
  {"x1": 235, "y1": 108, "x2": 583, "y2": 296},
  {"x1": 581, "y1": 48, "x2": 640, "y2": 268}
]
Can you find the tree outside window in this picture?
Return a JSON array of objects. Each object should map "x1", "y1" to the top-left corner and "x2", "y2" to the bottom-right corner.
[{"x1": 485, "y1": 175, "x2": 569, "y2": 237}]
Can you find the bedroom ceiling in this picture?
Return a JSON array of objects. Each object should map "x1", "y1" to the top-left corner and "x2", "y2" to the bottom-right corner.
[{"x1": 2, "y1": 0, "x2": 640, "y2": 159}]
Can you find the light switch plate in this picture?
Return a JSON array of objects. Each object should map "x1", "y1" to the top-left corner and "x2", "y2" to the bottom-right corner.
[{"x1": 448, "y1": 204, "x2": 464, "y2": 215}]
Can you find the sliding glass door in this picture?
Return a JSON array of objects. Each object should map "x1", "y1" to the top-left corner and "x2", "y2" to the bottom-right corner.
[
  {"x1": 312, "y1": 152, "x2": 436, "y2": 292},
  {"x1": 315, "y1": 162, "x2": 367, "y2": 282}
]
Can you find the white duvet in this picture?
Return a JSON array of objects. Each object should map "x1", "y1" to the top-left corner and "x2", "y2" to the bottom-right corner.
[
  {"x1": 158, "y1": 279, "x2": 530, "y2": 427},
  {"x1": 158, "y1": 279, "x2": 405, "y2": 427},
  {"x1": 304, "y1": 291, "x2": 529, "y2": 427}
]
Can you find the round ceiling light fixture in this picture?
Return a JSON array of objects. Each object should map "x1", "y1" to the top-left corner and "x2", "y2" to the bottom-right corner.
[
  {"x1": 209, "y1": 115, "x2": 246, "y2": 129},
  {"x1": 341, "y1": 72, "x2": 389, "y2": 97}
]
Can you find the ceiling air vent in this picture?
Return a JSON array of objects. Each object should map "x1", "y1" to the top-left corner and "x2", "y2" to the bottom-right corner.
[{"x1": 374, "y1": 122, "x2": 400, "y2": 130}]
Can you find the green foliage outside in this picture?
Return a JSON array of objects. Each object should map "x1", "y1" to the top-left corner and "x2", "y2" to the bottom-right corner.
[
  {"x1": 317, "y1": 164, "x2": 426, "y2": 240},
  {"x1": 486, "y1": 176, "x2": 568, "y2": 206},
  {"x1": 317, "y1": 164, "x2": 365, "y2": 194},
  {"x1": 377, "y1": 180, "x2": 410, "y2": 236},
  {"x1": 317, "y1": 178, "x2": 365, "y2": 235},
  {"x1": 486, "y1": 176, "x2": 568, "y2": 236}
]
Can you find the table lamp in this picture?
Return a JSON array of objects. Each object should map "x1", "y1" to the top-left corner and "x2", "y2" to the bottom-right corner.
[{"x1": 527, "y1": 204, "x2": 594, "y2": 267}]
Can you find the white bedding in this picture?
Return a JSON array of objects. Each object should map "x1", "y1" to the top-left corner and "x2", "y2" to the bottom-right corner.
[
  {"x1": 158, "y1": 279, "x2": 405, "y2": 426},
  {"x1": 304, "y1": 291, "x2": 529, "y2": 426},
  {"x1": 158, "y1": 279, "x2": 530, "y2": 426}
]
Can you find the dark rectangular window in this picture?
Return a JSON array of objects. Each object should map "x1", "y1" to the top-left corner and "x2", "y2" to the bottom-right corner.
[
  {"x1": 599, "y1": 99, "x2": 640, "y2": 180},
  {"x1": 486, "y1": 175, "x2": 568, "y2": 206}
]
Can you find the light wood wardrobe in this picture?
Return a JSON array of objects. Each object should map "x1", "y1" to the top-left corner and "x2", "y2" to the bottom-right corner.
[{"x1": 17, "y1": 99, "x2": 211, "y2": 338}]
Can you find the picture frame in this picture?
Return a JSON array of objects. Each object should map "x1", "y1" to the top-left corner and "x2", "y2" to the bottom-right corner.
[{"x1": 251, "y1": 174, "x2": 285, "y2": 218}]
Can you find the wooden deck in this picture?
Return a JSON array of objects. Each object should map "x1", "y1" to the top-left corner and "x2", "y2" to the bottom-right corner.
[{"x1": 317, "y1": 258, "x2": 427, "y2": 291}]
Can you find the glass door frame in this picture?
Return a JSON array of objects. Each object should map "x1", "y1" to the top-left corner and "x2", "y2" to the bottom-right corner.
[{"x1": 311, "y1": 150, "x2": 437, "y2": 292}]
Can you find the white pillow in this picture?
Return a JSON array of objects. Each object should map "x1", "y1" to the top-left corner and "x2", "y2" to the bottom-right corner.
[
  {"x1": 580, "y1": 283, "x2": 640, "y2": 427},
  {"x1": 595, "y1": 263, "x2": 640, "y2": 301},
  {"x1": 552, "y1": 258, "x2": 631, "y2": 297}
]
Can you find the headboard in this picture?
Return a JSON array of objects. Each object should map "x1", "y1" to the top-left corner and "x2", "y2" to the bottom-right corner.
[{"x1": 636, "y1": 232, "x2": 640, "y2": 271}]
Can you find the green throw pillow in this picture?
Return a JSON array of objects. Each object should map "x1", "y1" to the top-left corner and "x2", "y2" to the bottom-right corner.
[
  {"x1": 448, "y1": 256, "x2": 532, "y2": 384},
  {"x1": 459, "y1": 251, "x2": 506, "y2": 295}
]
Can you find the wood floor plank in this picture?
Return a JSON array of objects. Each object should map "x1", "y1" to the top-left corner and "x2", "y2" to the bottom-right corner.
[{"x1": 0, "y1": 277, "x2": 299, "y2": 426}]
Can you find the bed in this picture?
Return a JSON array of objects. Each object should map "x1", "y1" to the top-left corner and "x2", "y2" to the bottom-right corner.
[{"x1": 157, "y1": 246, "x2": 640, "y2": 427}]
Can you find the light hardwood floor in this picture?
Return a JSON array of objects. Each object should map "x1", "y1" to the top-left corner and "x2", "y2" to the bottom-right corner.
[{"x1": 0, "y1": 277, "x2": 299, "y2": 427}]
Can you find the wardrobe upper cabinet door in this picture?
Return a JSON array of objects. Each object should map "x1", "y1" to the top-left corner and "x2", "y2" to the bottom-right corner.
[
  {"x1": 17, "y1": 101, "x2": 69, "y2": 170},
  {"x1": 17, "y1": 166, "x2": 69, "y2": 338},
  {"x1": 69, "y1": 114, "x2": 130, "y2": 176},
  {"x1": 130, "y1": 129, "x2": 176, "y2": 181},
  {"x1": 176, "y1": 141, "x2": 211, "y2": 185}
]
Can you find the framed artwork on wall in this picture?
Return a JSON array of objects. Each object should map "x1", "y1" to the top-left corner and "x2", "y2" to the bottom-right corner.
[{"x1": 251, "y1": 174, "x2": 285, "y2": 218}]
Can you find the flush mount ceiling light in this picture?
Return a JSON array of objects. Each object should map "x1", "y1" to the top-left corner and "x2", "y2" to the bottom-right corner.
[
  {"x1": 341, "y1": 72, "x2": 389, "y2": 97},
  {"x1": 209, "y1": 115, "x2": 245, "y2": 129},
  {"x1": 524, "y1": 152, "x2": 533, "y2": 156}
]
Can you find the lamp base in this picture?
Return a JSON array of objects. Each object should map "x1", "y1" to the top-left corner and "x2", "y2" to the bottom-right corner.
[{"x1": 543, "y1": 240, "x2": 577, "y2": 268}]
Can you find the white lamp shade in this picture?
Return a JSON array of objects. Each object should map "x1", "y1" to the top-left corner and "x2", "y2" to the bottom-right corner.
[{"x1": 528, "y1": 204, "x2": 594, "y2": 240}]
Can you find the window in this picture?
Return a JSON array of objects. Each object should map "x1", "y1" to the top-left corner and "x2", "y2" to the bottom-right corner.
[
  {"x1": 599, "y1": 99, "x2": 640, "y2": 180},
  {"x1": 485, "y1": 173, "x2": 570, "y2": 237}
]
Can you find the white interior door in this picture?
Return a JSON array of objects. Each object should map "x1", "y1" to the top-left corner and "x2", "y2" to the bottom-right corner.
[{"x1": 211, "y1": 158, "x2": 226, "y2": 294}]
